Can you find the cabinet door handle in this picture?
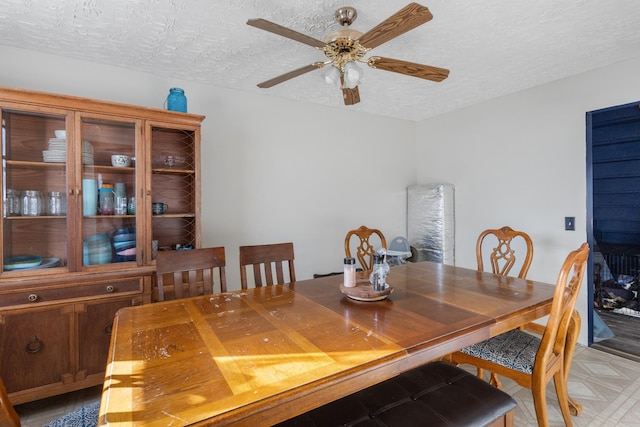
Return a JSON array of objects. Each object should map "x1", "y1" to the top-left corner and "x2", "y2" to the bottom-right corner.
[
  {"x1": 25, "y1": 335, "x2": 44, "y2": 354},
  {"x1": 104, "y1": 322, "x2": 113, "y2": 336},
  {"x1": 28, "y1": 293, "x2": 38, "y2": 302},
  {"x1": 106, "y1": 285, "x2": 115, "y2": 293}
]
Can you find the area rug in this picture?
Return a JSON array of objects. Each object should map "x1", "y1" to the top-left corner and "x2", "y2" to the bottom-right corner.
[{"x1": 42, "y1": 401, "x2": 99, "y2": 427}]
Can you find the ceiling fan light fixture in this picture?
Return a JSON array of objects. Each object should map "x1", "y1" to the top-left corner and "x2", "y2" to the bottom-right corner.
[
  {"x1": 343, "y1": 61, "x2": 363, "y2": 89},
  {"x1": 321, "y1": 65, "x2": 341, "y2": 87}
]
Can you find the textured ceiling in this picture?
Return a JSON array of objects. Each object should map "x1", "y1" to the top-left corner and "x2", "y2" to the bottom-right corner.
[{"x1": 1, "y1": 0, "x2": 640, "y2": 121}]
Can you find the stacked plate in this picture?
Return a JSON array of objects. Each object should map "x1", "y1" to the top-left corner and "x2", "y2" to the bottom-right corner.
[
  {"x1": 42, "y1": 139, "x2": 94, "y2": 165},
  {"x1": 4, "y1": 255, "x2": 43, "y2": 271},
  {"x1": 3, "y1": 255, "x2": 62, "y2": 271},
  {"x1": 113, "y1": 227, "x2": 136, "y2": 262},
  {"x1": 83, "y1": 233, "x2": 113, "y2": 265}
]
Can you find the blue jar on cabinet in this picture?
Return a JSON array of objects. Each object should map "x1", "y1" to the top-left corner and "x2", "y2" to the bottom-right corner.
[{"x1": 166, "y1": 88, "x2": 187, "y2": 112}]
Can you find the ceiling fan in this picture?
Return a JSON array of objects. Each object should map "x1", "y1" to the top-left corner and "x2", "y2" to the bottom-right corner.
[{"x1": 247, "y1": 3, "x2": 449, "y2": 106}]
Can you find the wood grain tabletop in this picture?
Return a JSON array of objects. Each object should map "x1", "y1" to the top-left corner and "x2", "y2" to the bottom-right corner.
[{"x1": 99, "y1": 261, "x2": 555, "y2": 426}]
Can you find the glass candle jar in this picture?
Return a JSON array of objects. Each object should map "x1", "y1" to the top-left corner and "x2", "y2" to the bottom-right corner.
[
  {"x1": 114, "y1": 183, "x2": 127, "y2": 215},
  {"x1": 22, "y1": 190, "x2": 42, "y2": 216},
  {"x1": 99, "y1": 185, "x2": 115, "y2": 215},
  {"x1": 4, "y1": 188, "x2": 21, "y2": 216},
  {"x1": 47, "y1": 191, "x2": 67, "y2": 216}
]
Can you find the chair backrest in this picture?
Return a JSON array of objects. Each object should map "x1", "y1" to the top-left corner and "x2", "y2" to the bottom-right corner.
[
  {"x1": 476, "y1": 226, "x2": 534, "y2": 279},
  {"x1": 535, "y1": 243, "x2": 589, "y2": 375},
  {"x1": 0, "y1": 376, "x2": 20, "y2": 427},
  {"x1": 156, "y1": 247, "x2": 227, "y2": 301},
  {"x1": 345, "y1": 225, "x2": 387, "y2": 271},
  {"x1": 239, "y1": 242, "x2": 296, "y2": 289}
]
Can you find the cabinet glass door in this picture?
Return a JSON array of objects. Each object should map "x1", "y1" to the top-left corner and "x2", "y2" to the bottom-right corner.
[
  {"x1": 1, "y1": 108, "x2": 70, "y2": 274},
  {"x1": 80, "y1": 116, "x2": 139, "y2": 267},
  {"x1": 149, "y1": 124, "x2": 199, "y2": 259}
]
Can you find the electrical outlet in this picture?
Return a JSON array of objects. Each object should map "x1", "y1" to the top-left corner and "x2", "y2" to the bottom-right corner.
[{"x1": 565, "y1": 217, "x2": 575, "y2": 231}]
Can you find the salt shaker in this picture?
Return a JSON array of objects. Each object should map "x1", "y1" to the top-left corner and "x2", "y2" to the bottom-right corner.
[{"x1": 343, "y1": 257, "x2": 356, "y2": 287}]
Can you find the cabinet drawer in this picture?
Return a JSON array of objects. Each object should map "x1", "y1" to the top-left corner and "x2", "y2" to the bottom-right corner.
[{"x1": 0, "y1": 278, "x2": 143, "y2": 308}]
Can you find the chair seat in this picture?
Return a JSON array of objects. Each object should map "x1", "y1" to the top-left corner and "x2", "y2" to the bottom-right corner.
[
  {"x1": 275, "y1": 361, "x2": 516, "y2": 427},
  {"x1": 459, "y1": 328, "x2": 540, "y2": 375}
]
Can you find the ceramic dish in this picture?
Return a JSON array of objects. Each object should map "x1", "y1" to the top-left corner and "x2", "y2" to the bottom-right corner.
[
  {"x1": 4, "y1": 255, "x2": 43, "y2": 270},
  {"x1": 32, "y1": 257, "x2": 61, "y2": 269},
  {"x1": 113, "y1": 241, "x2": 136, "y2": 251},
  {"x1": 116, "y1": 248, "x2": 136, "y2": 256},
  {"x1": 111, "y1": 154, "x2": 131, "y2": 167},
  {"x1": 113, "y1": 233, "x2": 136, "y2": 243}
]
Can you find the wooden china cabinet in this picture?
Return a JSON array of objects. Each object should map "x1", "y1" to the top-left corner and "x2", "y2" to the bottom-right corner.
[{"x1": 0, "y1": 86, "x2": 204, "y2": 404}]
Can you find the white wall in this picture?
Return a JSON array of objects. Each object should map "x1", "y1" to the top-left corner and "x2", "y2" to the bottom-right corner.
[
  {"x1": 416, "y1": 56, "x2": 640, "y2": 344},
  {"x1": 0, "y1": 45, "x2": 416, "y2": 288},
  {"x1": 5, "y1": 44, "x2": 640, "y2": 345}
]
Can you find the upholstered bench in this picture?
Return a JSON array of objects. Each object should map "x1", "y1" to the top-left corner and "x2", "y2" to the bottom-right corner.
[{"x1": 275, "y1": 361, "x2": 516, "y2": 427}]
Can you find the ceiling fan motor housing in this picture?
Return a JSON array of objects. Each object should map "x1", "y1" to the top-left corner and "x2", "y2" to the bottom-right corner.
[{"x1": 334, "y1": 7, "x2": 357, "y2": 26}]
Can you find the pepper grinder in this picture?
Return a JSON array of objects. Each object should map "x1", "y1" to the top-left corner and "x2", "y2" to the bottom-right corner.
[{"x1": 370, "y1": 254, "x2": 387, "y2": 291}]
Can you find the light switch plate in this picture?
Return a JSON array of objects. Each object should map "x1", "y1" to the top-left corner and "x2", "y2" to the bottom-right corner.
[{"x1": 565, "y1": 217, "x2": 575, "y2": 231}]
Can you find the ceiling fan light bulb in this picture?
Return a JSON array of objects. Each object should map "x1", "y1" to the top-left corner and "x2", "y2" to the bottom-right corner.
[
  {"x1": 343, "y1": 61, "x2": 363, "y2": 88},
  {"x1": 321, "y1": 65, "x2": 341, "y2": 87}
]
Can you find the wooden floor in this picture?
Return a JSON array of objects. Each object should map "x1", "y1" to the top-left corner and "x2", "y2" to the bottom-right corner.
[{"x1": 593, "y1": 308, "x2": 640, "y2": 363}]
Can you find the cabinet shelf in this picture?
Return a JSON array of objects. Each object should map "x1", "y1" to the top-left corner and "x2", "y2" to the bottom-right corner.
[
  {"x1": 152, "y1": 168, "x2": 195, "y2": 174},
  {"x1": 4, "y1": 215, "x2": 67, "y2": 220},
  {"x1": 5, "y1": 160, "x2": 66, "y2": 169},
  {"x1": 84, "y1": 165, "x2": 136, "y2": 173},
  {"x1": 82, "y1": 215, "x2": 136, "y2": 219}
]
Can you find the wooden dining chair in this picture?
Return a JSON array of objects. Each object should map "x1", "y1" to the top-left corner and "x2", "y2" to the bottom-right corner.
[
  {"x1": 476, "y1": 226, "x2": 534, "y2": 279},
  {"x1": 344, "y1": 225, "x2": 387, "y2": 271},
  {"x1": 156, "y1": 246, "x2": 227, "y2": 301},
  {"x1": 450, "y1": 226, "x2": 535, "y2": 383},
  {"x1": 451, "y1": 242, "x2": 589, "y2": 427},
  {"x1": 0, "y1": 376, "x2": 20, "y2": 427},
  {"x1": 239, "y1": 242, "x2": 296, "y2": 289}
]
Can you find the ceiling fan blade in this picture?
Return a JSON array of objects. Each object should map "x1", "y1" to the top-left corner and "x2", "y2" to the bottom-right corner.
[
  {"x1": 358, "y1": 3, "x2": 433, "y2": 49},
  {"x1": 247, "y1": 18, "x2": 326, "y2": 48},
  {"x1": 368, "y1": 56, "x2": 449, "y2": 82},
  {"x1": 257, "y1": 63, "x2": 323, "y2": 88},
  {"x1": 342, "y1": 86, "x2": 360, "y2": 105}
]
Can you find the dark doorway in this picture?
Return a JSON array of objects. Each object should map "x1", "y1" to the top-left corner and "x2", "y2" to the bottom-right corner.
[{"x1": 587, "y1": 100, "x2": 640, "y2": 361}]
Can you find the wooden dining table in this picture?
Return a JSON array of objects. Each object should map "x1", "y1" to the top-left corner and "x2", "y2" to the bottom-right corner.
[{"x1": 98, "y1": 261, "x2": 556, "y2": 426}]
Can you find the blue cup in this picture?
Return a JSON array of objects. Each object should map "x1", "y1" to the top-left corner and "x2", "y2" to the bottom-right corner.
[{"x1": 82, "y1": 179, "x2": 97, "y2": 216}]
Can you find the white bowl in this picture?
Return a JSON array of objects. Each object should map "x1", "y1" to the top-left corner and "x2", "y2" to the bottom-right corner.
[
  {"x1": 111, "y1": 154, "x2": 131, "y2": 167},
  {"x1": 54, "y1": 130, "x2": 66, "y2": 139}
]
